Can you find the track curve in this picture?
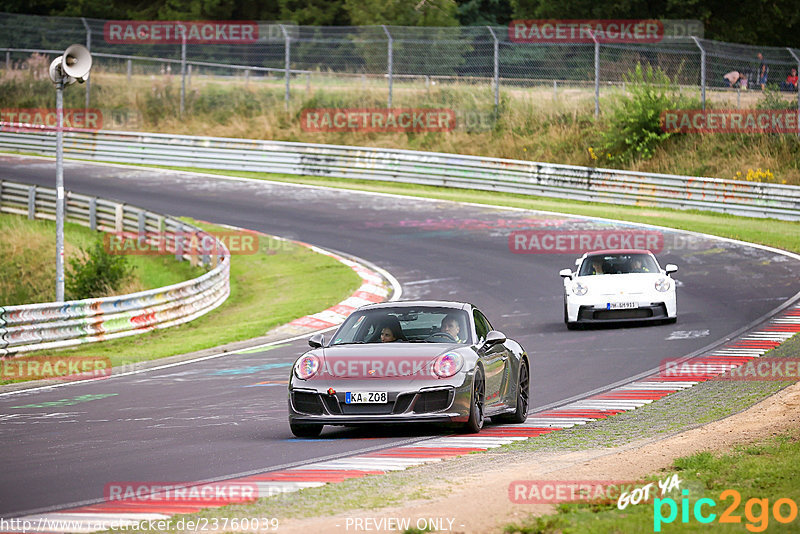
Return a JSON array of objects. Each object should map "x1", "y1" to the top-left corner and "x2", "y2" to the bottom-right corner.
[{"x1": 1, "y1": 155, "x2": 798, "y2": 516}]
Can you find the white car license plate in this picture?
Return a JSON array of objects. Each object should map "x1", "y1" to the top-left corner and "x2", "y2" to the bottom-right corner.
[
  {"x1": 345, "y1": 392, "x2": 388, "y2": 404},
  {"x1": 607, "y1": 302, "x2": 637, "y2": 310}
]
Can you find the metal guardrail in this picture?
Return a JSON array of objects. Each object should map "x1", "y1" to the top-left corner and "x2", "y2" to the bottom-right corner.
[
  {"x1": 0, "y1": 179, "x2": 230, "y2": 356},
  {"x1": 1, "y1": 128, "x2": 799, "y2": 220}
]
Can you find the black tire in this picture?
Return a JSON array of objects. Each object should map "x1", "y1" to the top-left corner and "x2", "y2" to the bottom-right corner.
[
  {"x1": 497, "y1": 359, "x2": 529, "y2": 424},
  {"x1": 566, "y1": 321, "x2": 580, "y2": 330},
  {"x1": 461, "y1": 368, "x2": 485, "y2": 434},
  {"x1": 664, "y1": 317, "x2": 678, "y2": 324},
  {"x1": 289, "y1": 421, "x2": 323, "y2": 438}
]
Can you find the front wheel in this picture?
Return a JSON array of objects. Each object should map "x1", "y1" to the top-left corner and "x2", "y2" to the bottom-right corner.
[
  {"x1": 461, "y1": 369, "x2": 485, "y2": 434},
  {"x1": 290, "y1": 421, "x2": 323, "y2": 438}
]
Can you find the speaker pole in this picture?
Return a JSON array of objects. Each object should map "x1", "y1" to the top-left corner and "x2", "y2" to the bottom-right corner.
[{"x1": 55, "y1": 77, "x2": 65, "y2": 302}]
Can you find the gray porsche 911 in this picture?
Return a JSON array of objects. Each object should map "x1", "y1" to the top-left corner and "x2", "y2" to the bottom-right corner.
[{"x1": 287, "y1": 301, "x2": 530, "y2": 437}]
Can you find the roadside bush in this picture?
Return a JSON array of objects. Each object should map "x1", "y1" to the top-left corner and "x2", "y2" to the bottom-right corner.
[
  {"x1": 756, "y1": 84, "x2": 795, "y2": 110},
  {"x1": 66, "y1": 239, "x2": 134, "y2": 300},
  {"x1": 597, "y1": 64, "x2": 696, "y2": 163}
]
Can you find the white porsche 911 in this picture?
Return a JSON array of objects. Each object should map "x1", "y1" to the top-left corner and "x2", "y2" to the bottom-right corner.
[{"x1": 559, "y1": 249, "x2": 678, "y2": 329}]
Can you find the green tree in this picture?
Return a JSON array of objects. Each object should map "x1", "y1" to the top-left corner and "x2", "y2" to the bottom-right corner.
[{"x1": 344, "y1": 0, "x2": 458, "y2": 26}]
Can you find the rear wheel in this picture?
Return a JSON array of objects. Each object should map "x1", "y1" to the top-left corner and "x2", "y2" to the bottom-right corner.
[
  {"x1": 497, "y1": 359, "x2": 529, "y2": 424},
  {"x1": 289, "y1": 421, "x2": 323, "y2": 438},
  {"x1": 461, "y1": 369, "x2": 485, "y2": 433}
]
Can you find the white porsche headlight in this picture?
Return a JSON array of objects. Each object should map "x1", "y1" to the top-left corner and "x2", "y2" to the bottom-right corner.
[
  {"x1": 655, "y1": 277, "x2": 671, "y2": 292},
  {"x1": 572, "y1": 281, "x2": 588, "y2": 296}
]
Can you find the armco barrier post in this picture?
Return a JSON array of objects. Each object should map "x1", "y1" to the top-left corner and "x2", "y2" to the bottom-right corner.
[
  {"x1": 27, "y1": 186, "x2": 35, "y2": 220},
  {"x1": 89, "y1": 197, "x2": 97, "y2": 230},
  {"x1": 382, "y1": 25, "x2": 393, "y2": 108},
  {"x1": 126, "y1": 58, "x2": 132, "y2": 82}
]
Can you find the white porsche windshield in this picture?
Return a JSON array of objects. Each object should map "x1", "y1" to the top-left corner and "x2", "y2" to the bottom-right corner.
[
  {"x1": 579, "y1": 253, "x2": 660, "y2": 276},
  {"x1": 330, "y1": 307, "x2": 471, "y2": 345}
]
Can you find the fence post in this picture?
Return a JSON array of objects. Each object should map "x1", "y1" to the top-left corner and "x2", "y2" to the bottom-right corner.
[
  {"x1": 591, "y1": 31, "x2": 599, "y2": 117},
  {"x1": 553, "y1": 80, "x2": 557, "y2": 101},
  {"x1": 126, "y1": 59, "x2": 132, "y2": 82},
  {"x1": 382, "y1": 25, "x2": 393, "y2": 108},
  {"x1": 81, "y1": 18, "x2": 91, "y2": 111},
  {"x1": 245, "y1": 69, "x2": 250, "y2": 87},
  {"x1": 280, "y1": 25, "x2": 291, "y2": 111},
  {"x1": 787, "y1": 48, "x2": 800, "y2": 138},
  {"x1": 692, "y1": 37, "x2": 706, "y2": 110},
  {"x1": 180, "y1": 35, "x2": 187, "y2": 117},
  {"x1": 487, "y1": 26, "x2": 499, "y2": 116},
  {"x1": 188, "y1": 64, "x2": 192, "y2": 86},
  {"x1": 5, "y1": 51, "x2": 9, "y2": 71}
]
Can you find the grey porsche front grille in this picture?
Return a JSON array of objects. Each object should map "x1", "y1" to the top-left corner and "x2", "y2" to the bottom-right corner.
[
  {"x1": 292, "y1": 392, "x2": 324, "y2": 415},
  {"x1": 413, "y1": 389, "x2": 453, "y2": 413}
]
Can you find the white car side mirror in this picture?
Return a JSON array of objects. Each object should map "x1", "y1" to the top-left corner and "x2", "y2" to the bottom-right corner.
[
  {"x1": 559, "y1": 268, "x2": 573, "y2": 279},
  {"x1": 665, "y1": 264, "x2": 678, "y2": 275}
]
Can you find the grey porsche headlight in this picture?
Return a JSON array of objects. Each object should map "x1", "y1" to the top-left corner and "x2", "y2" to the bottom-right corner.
[
  {"x1": 655, "y1": 277, "x2": 671, "y2": 292},
  {"x1": 572, "y1": 281, "x2": 588, "y2": 296}
]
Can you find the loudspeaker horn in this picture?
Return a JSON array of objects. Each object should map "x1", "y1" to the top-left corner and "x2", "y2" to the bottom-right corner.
[{"x1": 61, "y1": 44, "x2": 93, "y2": 83}]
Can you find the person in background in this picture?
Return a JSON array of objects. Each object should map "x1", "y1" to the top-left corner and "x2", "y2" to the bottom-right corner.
[
  {"x1": 757, "y1": 53, "x2": 769, "y2": 90},
  {"x1": 723, "y1": 70, "x2": 743, "y2": 88},
  {"x1": 781, "y1": 68, "x2": 798, "y2": 91}
]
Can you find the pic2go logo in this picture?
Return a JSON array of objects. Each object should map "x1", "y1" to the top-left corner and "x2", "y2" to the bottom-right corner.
[{"x1": 654, "y1": 489, "x2": 799, "y2": 532}]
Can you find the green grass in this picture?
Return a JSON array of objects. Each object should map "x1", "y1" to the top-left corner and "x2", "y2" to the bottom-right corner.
[
  {"x1": 0, "y1": 213, "x2": 202, "y2": 305},
  {"x1": 2, "y1": 218, "x2": 362, "y2": 383},
  {"x1": 143, "y1": 166, "x2": 800, "y2": 255},
  {"x1": 504, "y1": 430, "x2": 800, "y2": 533},
  {"x1": 3, "y1": 65, "x2": 799, "y2": 185}
]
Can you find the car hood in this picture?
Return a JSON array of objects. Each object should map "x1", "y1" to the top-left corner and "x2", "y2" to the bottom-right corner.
[
  {"x1": 316, "y1": 343, "x2": 463, "y2": 379},
  {"x1": 576, "y1": 273, "x2": 667, "y2": 295}
]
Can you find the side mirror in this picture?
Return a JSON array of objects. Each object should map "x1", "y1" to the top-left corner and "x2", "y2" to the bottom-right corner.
[
  {"x1": 308, "y1": 333, "x2": 324, "y2": 348},
  {"x1": 665, "y1": 264, "x2": 678, "y2": 275},
  {"x1": 559, "y1": 268, "x2": 573, "y2": 280},
  {"x1": 480, "y1": 330, "x2": 506, "y2": 350}
]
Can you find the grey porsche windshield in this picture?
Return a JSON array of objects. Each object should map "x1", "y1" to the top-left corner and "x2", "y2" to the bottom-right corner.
[{"x1": 330, "y1": 307, "x2": 471, "y2": 345}]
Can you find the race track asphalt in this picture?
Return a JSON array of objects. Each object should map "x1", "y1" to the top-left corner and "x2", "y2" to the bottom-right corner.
[{"x1": 1, "y1": 156, "x2": 798, "y2": 516}]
